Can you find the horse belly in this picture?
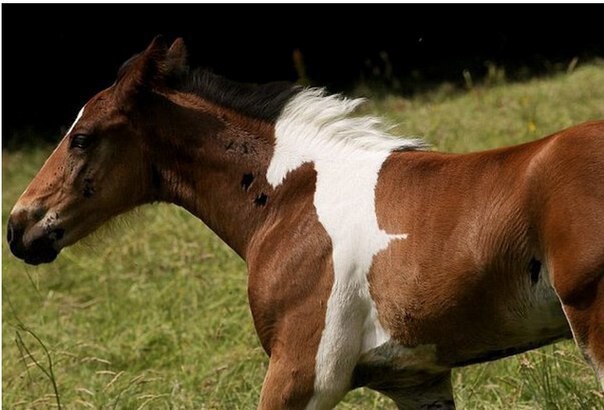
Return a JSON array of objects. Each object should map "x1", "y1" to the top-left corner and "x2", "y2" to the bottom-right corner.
[
  {"x1": 448, "y1": 265, "x2": 571, "y2": 366},
  {"x1": 353, "y1": 341, "x2": 446, "y2": 390},
  {"x1": 369, "y1": 259, "x2": 571, "y2": 372}
]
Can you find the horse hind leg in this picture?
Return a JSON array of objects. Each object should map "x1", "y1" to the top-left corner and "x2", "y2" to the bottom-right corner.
[
  {"x1": 548, "y1": 240, "x2": 604, "y2": 389},
  {"x1": 556, "y1": 272, "x2": 604, "y2": 389},
  {"x1": 542, "y1": 123, "x2": 604, "y2": 389}
]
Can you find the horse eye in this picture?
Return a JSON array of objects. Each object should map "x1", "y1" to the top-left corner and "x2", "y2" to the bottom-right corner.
[{"x1": 70, "y1": 134, "x2": 94, "y2": 150}]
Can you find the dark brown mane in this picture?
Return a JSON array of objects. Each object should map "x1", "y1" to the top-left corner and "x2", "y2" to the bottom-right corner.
[
  {"x1": 117, "y1": 48, "x2": 299, "y2": 122},
  {"x1": 174, "y1": 69, "x2": 301, "y2": 122}
]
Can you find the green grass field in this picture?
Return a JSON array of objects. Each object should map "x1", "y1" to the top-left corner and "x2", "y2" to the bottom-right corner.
[{"x1": 3, "y1": 64, "x2": 604, "y2": 409}]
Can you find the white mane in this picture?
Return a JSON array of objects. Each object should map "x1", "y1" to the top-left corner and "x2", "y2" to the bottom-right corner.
[{"x1": 267, "y1": 88, "x2": 427, "y2": 188}]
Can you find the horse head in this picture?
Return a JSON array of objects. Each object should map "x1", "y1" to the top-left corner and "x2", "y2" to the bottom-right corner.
[{"x1": 7, "y1": 37, "x2": 187, "y2": 264}]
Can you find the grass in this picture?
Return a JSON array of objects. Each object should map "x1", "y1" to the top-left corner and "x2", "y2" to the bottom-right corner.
[{"x1": 3, "y1": 63, "x2": 604, "y2": 409}]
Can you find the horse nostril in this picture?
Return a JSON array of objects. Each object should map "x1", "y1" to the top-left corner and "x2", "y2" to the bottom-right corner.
[
  {"x1": 7, "y1": 220, "x2": 26, "y2": 259},
  {"x1": 7, "y1": 222, "x2": 14, "y2": 244},
  {"x1": 48, "y1": 229, "x2": 64, "y2": 241}
]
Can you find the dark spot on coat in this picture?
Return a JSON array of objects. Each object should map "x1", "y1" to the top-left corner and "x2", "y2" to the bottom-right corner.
[
  {"x1": 529, "y1": 257, "x2": 541, "y2": 284},
  {"x1": 254, "y1": 193, "x2": 268, "y2": 207},
  {"x1": 241, "y1": 173, "x2": 254, "y2": 191},
  {"x1": 83, "y1": 178, "x2": 95, "y2": 198}
]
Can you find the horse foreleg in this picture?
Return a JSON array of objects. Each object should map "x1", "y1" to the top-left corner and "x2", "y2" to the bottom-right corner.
[
  {"x1": 258, "y1": 352, "x2": 316, "y2": 410},
  {"x1": 548, "y1": 236, "x2": 604, "y2": 389},
  {"x1": 255, "y1": 305, "x2": 351, "y2": 410},
  {"x1": 257, "y1": 345, "x2": 349, "y2": 410}
]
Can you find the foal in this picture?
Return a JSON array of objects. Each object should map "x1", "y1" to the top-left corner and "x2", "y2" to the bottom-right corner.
[{"x1": 7, "y1": 37, "x2": 604, "y2": 409}]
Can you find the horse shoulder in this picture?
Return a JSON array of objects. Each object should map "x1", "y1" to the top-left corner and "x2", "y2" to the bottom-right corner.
[{"x1": 245, "y1": 187, "x2": 334, "y2": 354}]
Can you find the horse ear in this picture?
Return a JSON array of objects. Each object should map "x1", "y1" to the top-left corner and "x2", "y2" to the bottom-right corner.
[
  {"x1": 144, "y1": 35, "x2": 169, "y2": 58},
  {"x1": 137, "y1": 35, "x2": 187, "y2": 83},
  {"x1": 116, "y1": 35, "x2": 186, "y2": 104},
  {"x1": 137, "y1": 35, "x2": 170, "y2": 86},
  {"x1": 165, "y1": 37, "x2": 188, "y2": 76}
]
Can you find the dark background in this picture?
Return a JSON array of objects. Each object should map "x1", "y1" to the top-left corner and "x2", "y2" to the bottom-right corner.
[{"x1": 3, "y1": 4, "x2": 603, "y2": 146}]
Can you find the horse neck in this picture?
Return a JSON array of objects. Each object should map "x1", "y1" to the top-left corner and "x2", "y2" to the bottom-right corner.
[{"x1": 145, "y1": 93, "x2": 277, "y2": 258}]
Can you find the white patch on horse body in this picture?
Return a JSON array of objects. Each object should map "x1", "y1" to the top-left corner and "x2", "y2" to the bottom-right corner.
[{"x1": 268, "y1": 89, "x2": 425, "y2": 408}]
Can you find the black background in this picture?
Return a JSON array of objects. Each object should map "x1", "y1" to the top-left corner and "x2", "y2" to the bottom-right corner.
[{"x1": 3, "y1": 4, "x2": 603, "y2": 144}]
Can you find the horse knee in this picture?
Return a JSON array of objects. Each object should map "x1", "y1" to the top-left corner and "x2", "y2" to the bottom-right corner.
[
  {"x1": 259, "y1": 368, "x2": 313, "y2": 409},
  {"x1": 259, "y1": 353, "x2": 342, "y2": 410},
  {"x1": 259, "y1": 377, "x2": 346, "y2": 410}
]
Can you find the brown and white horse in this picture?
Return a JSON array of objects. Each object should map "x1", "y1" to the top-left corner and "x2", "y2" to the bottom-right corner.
[{"x1": 7, "y1": 37, "x2": 604, "y2": 409}]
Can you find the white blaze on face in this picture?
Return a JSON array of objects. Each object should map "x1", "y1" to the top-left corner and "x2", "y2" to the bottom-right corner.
[
  {"x1": 12, "y1": 105, "x2": 87, "y2": 208},
  {"x1": 267, "y1": 89, "x2": 422, "y2": 407},
  {"x1": 66, "y1": 106, "x2": 86, "y2": 136}
]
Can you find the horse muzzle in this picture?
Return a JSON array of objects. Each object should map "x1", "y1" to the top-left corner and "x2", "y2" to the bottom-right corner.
[{"x1": 7, "y1": 210, "x2": 63, "y2": 265}]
